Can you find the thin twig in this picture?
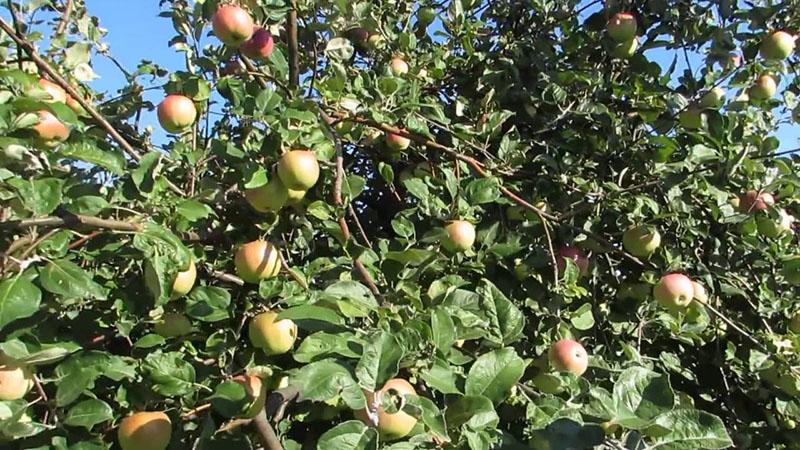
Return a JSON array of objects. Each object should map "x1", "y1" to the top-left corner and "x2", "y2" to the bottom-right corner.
[
  {"x1": 209, "y1": 269, "x2": 244, "y2": 286},
  {"x1": 348, "y1": 205, "x2": 372, "y2": 248},
  {"x1": 287, "y1": 0, "x2": 299, "y2": 88},
  {"x1": 0, "y1": 214, "x2": 141, "y2": 232},
  {"x1": 54, "y1": 0, "x2": 73, "y2": 36},
  {"x1": 278, "y1": 251, "x2": 309, "y2": 291}
]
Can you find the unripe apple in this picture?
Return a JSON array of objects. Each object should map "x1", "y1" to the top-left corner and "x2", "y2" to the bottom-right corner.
[
  {"x1": 622, "y1": 225, "x2": 661, "y2": 258},
  {"x1": 157, "y1": 95, "x2": 196, "y2": 134},
  {"x1": 782, "y1": 256, "x2": 800, "y2": 285},
  {"x1": 698, "y1": 87, "x2": 726, "y2": 109},
  {"x1": 212, "y1": 5, "x2": 254, "y2": 46},
  {"x1": 37, "y1": 78, "x2": 67, "y2": 103},
  {"x1": 653, "y1": 273, "x2": 694, "y2": 310},
  {"x1": 385, "y1": 131, "x2": 411, "y2": 152},
  {"x1": 277, "y1": 150, "x2": 320, "y2": 190},
  {"x1": 240, "y1": 27, "x2": 274, "y2": 60},
  {"x1": 691, "y1": 281, "x2": 708, "y2": 303},
  {"x1": 678, "y1": 109, "x2": 704, "y2": 129},
  {"x1": 417, "y1": 7, "x2": 436, "y2": 26},
  {"x1": 145, "y1": 258, "x2": 196, "y2": 300},
  {"x1": 749, "y1": 74, "x2": 777, "y2": 100},
  {"x1": 389, "y1": 57, "x2": 409, "y2": 76},
  {"x1": 548, "y1": 339, "x2": 589, "y2": 376},
  {"x1": 245, "y1": 177, "x2": 288, "y2": 212},
  {"x1": 231, "y1": 374, "x2": 267, "y2": 418},
  {"x1": 118, "y1": 411, "x2": 172, "y2": 450},
  {"x1": 0, "y1": 356, "x2": 33, "y2": 401},
  {"x1": 789, "y1": 312, "x2": 800, "y2": 333},
  {"x1": 285, "y1": 188, "x2": 307, "y2": 205},
  {"x1": 234, "y1": 240, "x2": 281, "y2": 284},
  {"x1": 739, "y1": 190, "x2": 775, "y2": 213},
  {"x1": 756, "y1": 208, "x2": 794, "y2": 238},
  {"x1": 760, "y1": 31, "x2": 796, "y2": 60},
  {"x1": 611, "y1": 37, "x2": 638, "y2": 59},
  {"x1": 33, "y1": 110, "x2": 70, "y2": 147},
  {"x1": 367, "y1": 34, "x2": 384, "y2": 49},
  {"x1": 442, "y1": 220, "x2": 476, "y2": 252},
  {"x1": 556, "y1": 245, "x2": 589, "y2": 276},
  {"x1": 607, "y1": 12, "x2": 637, "y2": 42},
  {"x1": 248, "y1": 311, "x2": 297, "y2": 355},
  {"x1": 357, "y1": 378, "x2": 417, "y2": 440},
  {"x1": 154, "y1": 313, "x2": 193, "y2": 338}
]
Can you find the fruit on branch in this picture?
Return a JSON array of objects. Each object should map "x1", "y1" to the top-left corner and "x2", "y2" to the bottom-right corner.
[
  {"x1": 144, "y1": 258, "x2": 196, "y2": 300},
  {"x1": 417, "y1": 7, "x2": 436, "y2": 26},
  {"x1": 698, "y1": 87, "x2": 726, "y2": 109},
  {"x1": 231, "y1": 374, "x2": 267, "y2": 418},
  {"x1": 607, "y1": 12, "x2": 637, "y2": 42},
  {"x1": 357, "y1": 378, "x2": 418, "y2": 440},
  {"x1": 556, "y1": 245, "x2": 589, "y2": 276},
  {"x1": 789, "y1": 312, "x2": 800, "y2": 333},
  {"x1": 277, "y1": 150, "x2": 320, "y2": 190},
  {"x1": 739, "y1": 190, "x2": 775, "y2": 213},
  {"x1": 0, "y1": 356, "x2": 33, "y2": 401},
  {"x1": 611, "y1": 37, "x2": 638, "y2": 59},
  {"x1": 442, "y1": 220, "x2": 476, "y2": 252},
  {"x1": 154, "y1": 313, "x2": 193, "y2": 338},
  {"x1": 756, "y1": 209, "x2": 794, "y2": 238},
  {"x1": 548, "y1": 339, "x2": 588, "y2": 376},
  {"x1": 234, "y1": 240, "x2": 281, "y2": 284},
  {"x1": 248, "y1": 311, "x2": 297, "y2": 355},
  {"x1": 506, "y1": 201, "x2": 548, "y2": 221},
  {"x1": 679, "y1": 109, "x2": 704, "y2": 130},
  {"x1": 212, "y1": 5, "x2": 254, "y2": 46},
  {"x1": 285, "y1": 188, "x2": 307, "y2": 205},
  {"x1": 117, "y1": 411, "x2": 172, "y2": 450},
  {"x1": 240, "y1": 27, "x2": 274, "y2": 60},
  {"x1": 32, "y1": 110, "x2": 69, "y2": 147},
  {"x1": 622, "y1": 225, "x2": 661, "y2": 258},
  {"x1": 37, "y1": 78, "x2": 67, "y2": 103},
  {"x1": 157, "y1": 94, "x2": 196, "y2": 134},
  {"x1": 245, "y1": 177, "x2": 288, "y2": 212},
  {"x1": 390, "y1": 57, "x2": 409, "y2": 76},
  {"x1": 653, "y1": 273, "x2": 694, "y2": 310},
  {"x1": 760, "y1": 31, "x2": 796, "y2": 60},
  {"x1": 782, "y1": 256, "x2": 800, "y2": 285},
  {"x1": 749, "y1": 74, "x2": 777, "y2": 100},
  {"x1": 723, "y1": 53, "x2": 742, "y2": 71},
  {"x1": 385, "y1": 131, "x2": 411, "y2": 152},
  {"x1": 692, "y1": 281, "x2": 708, "y2": 303}
]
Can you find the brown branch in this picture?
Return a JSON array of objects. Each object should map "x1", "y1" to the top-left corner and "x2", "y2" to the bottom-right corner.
[
  {"x1": 278, "y1": 251, "x2": 309, "y2": 291},
  {"x1": 54, "y1": 0, "x2": 73, "y2": 36},
  {"x1": 209, "y1": 269, "x2": 244, "y2": 286},
  {"x1": 181, "y1": 403, "x2": 210, "y2": 420},
  {"x1": 68, "y1": 230, "x2": 103, "y2": 250},
  {"x1": 32, "y1": 375, "x2": 57, "y2": 424},
  {"x1": 287, "y1": 0, "x2": 299, "y2": 88},
  {"x1": 348, "y1": 205, "x2": 372, "y2": 248},
  {"x1": 692, "y1": 297, "x2": 769, "y2": 354},
  {"x1": 0, "y1": 214, "x2": 141, "y2": 232},
  {"x1": 253, "y1": 409, "x2": 283, "y2": 450}
]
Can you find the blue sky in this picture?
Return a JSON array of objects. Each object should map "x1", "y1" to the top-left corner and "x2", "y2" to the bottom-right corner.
[{"x1": 31, "y1": 2, "x2": 800, "y2": 152}]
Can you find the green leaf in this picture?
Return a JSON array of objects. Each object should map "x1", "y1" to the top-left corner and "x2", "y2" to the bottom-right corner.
[
  {"x1": 569, "y1": 303, "x2": 595, "y2": 331},
  {"x1": 612, "y1": 367, "x2": 675, "y2": 429},
  {"x1": 211, "y1": 381, "x2": 250, "y2": 418},
  {"x1": 464, "y1": 348, "x2": 526, "y2": 403},
  {"x1": 39, "y1": 259, "x2": 107, "y2": 301},
  {"x1": 529, "y1": 418, "x2": 605, "y2": 450},
  {"x1": 291, "y1": 359, "x2": 366, "y2": 410},
  {"x1": 0, "y1": 275, "x2": 41, "y2": 331},
  {"x1": 143, "y1": 352, "x2": 196, "y2": 396},
  {"x1": 465, "y1": 177, "x2": 500, "y2": 204},
  {"x1": 355, "y1": 332, "x2": 404, "y2": 391},
  {"x1": 59, "y1": 141, "x2": 126, "y2": 175},
  {"x1": 294, "y1": 332, "x2": 361, "y2": 363},
  {"x1": 278, "y1": 305, "x2": 345, "y2": 326},
  {"x1": 176, "y1": 199, "x2": 214, "y2": 221},
  {"x1": 647, "y1": 409, "x2": 733, "y2": 449},
  {"x1": 186, "y1": 287, "x2": 231, "y2": 322},
  {"x1": 316, "y1": 420, "x2": 378, "y2": 450},
  {"x1": 444, "y1": 395, "x2": 498, "y2": 430},
  {"x1": 7, "y1": 177, "x2": 63, "y2": 215},
  {"x1": 63, "y1": 399, "x2": 113, "y2": 429}
]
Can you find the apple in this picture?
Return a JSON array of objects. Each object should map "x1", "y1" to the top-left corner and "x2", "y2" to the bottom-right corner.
[
  {"x1": 240, "y1": 27, "x2": 274, "y2": 60},
  {"x1": 789, "y1": 312, "x2": 800, "y2": 333},
  {"x1": 33, "y1": 110, "x2": 70, "y2": 147},
  {"x1": 157, "y1": 94, "x2": 196, "y2": 134},
  {"x1": 390, "y1": 57, "x2": 409, "y2": 76},
  {"x1": 37, "y1": 78, "x2": 67, "y2": 103},
  {"x1": 442, "y1": 220, "x2": 476, "y2": 252},
  {"x1": 367, "y1": 33, "x2": 384, "y2": 49},
  {"x1": 232, "y1": 374, "x2": 267, "y2": 418},
  {"x1": 622, "y1": 225, "x2": 661, "y2": 258},
  {"x1": 118, "y1": 411, "x2": 172, "y2": 450},
  {"x1": 698, "y1": 87, "x2": 726, "y2": 109},
  {"x1": 212, "y1": 5, "x2": 254, "y2": 46},
  {"x1": 357, "y1": 378, "x2": 417, "y2": 440},
  {"x1": 548, "y1": 339, "x2": 589, "y2": 376},
  {"x1": 285, "y1": 188, "x2": 307, "y2": 205},
  {"x1": 760, "y1": 31, "x2": 796, "y2": 60},
  {"x1": 749, "y1": 74, "x2": 777, "y2": 100},
  {"x1": 234, "y1": 240, "x2": 281, "y2": 284},
  {"x1": 154, "y1": 313, "x2": 193, "y2": 338},
  {"x1": 611, "y1": 37, "x2": 638, "y2": 59},
  {"x1": 417, "y1": 7, "x2": 436, "y2": 26},
  {"x1": 692, "y1": 281, "x2": 708, "y2": 303},
  {"x1": 245, "y1": 177, "x2": 288, "y2": 212},
  {"x1": 0, "y1": 356, "x2": 33, "y2": 401},
  {"x1": 607, "y1": 12, "x2": 637, "y2": 42},
  {"x1": 782, "y1": 255, "x2": 800, "y2": 285},
  {"x1": 679, "y1": 109, "x2": 704, "y2": 129},
  {"x1": 739, "y1": 190, "x2": 775, "y2": 213},
  {"x1": 386, "y1": 131, "x2": 411, "y2": 152},
  {"x1": 653, "y1": 273, "x2": 694, "y2": 310},
  {"x1": 513, "y1": 258, "x2": 530, "y2": 281},
  {"x1": 144, "y1": 258, "x2": 196, "y2": 300},
  {"x1": 345, "y1": 27, "x2": 372, "y2": 52},
  {"x1": 556, "y1": 245, "x2": 589, "y2": 276},
  {"x1": 277, "y1": 150, "x2": 320, "y2": 190},
  {"x1": 756, "y1": 208, "x2": 794, "y2": 238},
  {"x1": 248, "y1": 310, "x2": 297, "y2": 355}
]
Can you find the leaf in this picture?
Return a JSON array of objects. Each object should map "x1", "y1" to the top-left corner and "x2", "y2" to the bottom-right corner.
[
  {"x1": 444, "y1": 395, "x2": 499, "y2": 430},
  {"x1": 7, "y1": 177, "x2": 63, "y2": 215},
  {"x1": 569, "y1": 303, "x2": 595, "y2": 330},
  {"x1": 186, "y1": 287, "x2": 231, "y2": 322},
  {"x1": 529, "y1": 418, "x2": 605, "y2": 450},
  {"x1": 478, "y1": 280, "x2": 525, "y2": 345},
  {"x1": 143, "y1": 352, "x2": 196, "y2": 396},
  {"x1": 405, "y1": 395, "x2": 449, "y2": 442},
  {"x1": 294, "y1": 332, "x2": 361, "y2": 363},
  {"x1": 278, "y1": 305, "x2": 345, "y2": 326},
  {"x1": 647, "y1": 409, "x2": 733, "y2": 449},
  {"x1": 464, "y1": 348, "x2": 526, "y2": 403},
  {"x1": 324, "y1": 37, "x2": 355, "y2": 61},
  {"x1": 421, "y1": 359, "x2": 461, "y2": 395},
  {"x1": 355, "y1": 332, "x2": 404, "y2": 391},
  {"x1": 316, "y1": 420, "x2": 378, "y2": 450},
  {"x1": 465, "y1": 177, "x2": 501, "y2": 204},
  {"x1": 63, "y1": 399, "x2": 113, "y2": 429},
  {"x1": 211, "y1": 381, "x2": 250, "y2": 418},
  {"x1": 291, "y1": 359, "x2": 366, "y2": 410},
  {"x1": 176, "y1": 199, "x2": 214, "y2": 221},
  {"x1": 0, "y1": 275, "x2": 41, "y2": 331},
  {"x1": 612, "y1": 367, "x2": 675, "y2": 429},
  {"x1": 39, "y1": 259, "x2": 107, "y2": 301},
  {"x1": 59, "y1": 141, "x2": 125, "y2": 175}
]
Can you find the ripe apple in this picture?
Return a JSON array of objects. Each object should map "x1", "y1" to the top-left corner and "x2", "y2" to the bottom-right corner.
[
  {"x1": 245, "y1": 177, "x2": 288, "y2": 212},
  {"x1": 622, "y1": 225, "x2": 661, "y2": 258},
  {"x1": 756, "y1": 208, "x2": 794, "y2": 238},
  {"x1": 386, "y1": 131, "x2": 411, "y2": 152},
  {"x1": 0, "y1": 357, "x2": 33, "y2": 401},
  {"x1": 285, "y1": 188, "x2": 307, "y2": 205},
  {"x1": 607, "y1": 12, "x2": 637, "y2": 42},
  {"x1": 154, "y1": 313, "x2": 193, "y2": 338},
  {"x1": 37, "y1": 78, "x2": 67, "y2": 103},
  {"x1": 739, "y1": 190, "x2": 775, "y2": 213},
  {"x1": 760, "y1": 31, "x2": 796, "y2": 60},
  {"x1": 144, "y1": 258, "x2": 196, "y2": 300},
  {"x1": 212, "y1": 5, "x2": 254, "y2": 46},
  {"x1": 277, "y1": 150, "x2": 320, "y2": 190},
  {"x1": 556, "y1": 245, "x2": 589, "y2": 276},
  {"x1": 442, "y1": 220, "x2": 476, "y2": 252},
  {"x1": 33, "y1": 110, "x2": 70, "y2": 147},
  {"x1": 691, "y1": 281, "x2": 708, "y2": 303},
  {"x1": 357, "y1": 378, "x2": 418, "y2": 440},
  {"x1": 782, "y1": 255, "x2": 800, "y2": 285},
  {"x1": 548, "y1": 339, "x2": 589, "y2": 376},
  {"x1": 611, "y1": 37, "x2": 638, "y2": 59},
  {"x1": 248, "y1": 310, "x2": 297, "y2": 355},
  {"x1": 234, "y1": 240, "x2": 281, "y2": 284},
  {"x1": 240, "y1": 27, "x2": 274, "y2": 60},
  {"x1": 698, "y1": 87, "x2": 726, "y2": 109},
  {"x1": 653, "y1": 273, "x2": 694, "y2": 310},
  {"x1": 232, "y1": 374, "x2": 267, "y2": 418},
  {"x1": 390, "y1": 57, "x2": 409, "y2": 76},
  {"x1": 749, "y1": 74, "x2": 777, "y2": 100},
  {"x1": 679, "y1": 109, "x2": 704, "y2": 129},
  {"x1": 157, "y1": 94, "x2": 196, "y2": 134},
  {"x1": 118, "y1": 411, "x2": 172, "y2": 450}
]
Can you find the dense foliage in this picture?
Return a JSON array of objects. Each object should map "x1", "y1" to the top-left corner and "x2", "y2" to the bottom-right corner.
[{"x1": 0, "y1": 0, "x2": 799, "y2": 449}]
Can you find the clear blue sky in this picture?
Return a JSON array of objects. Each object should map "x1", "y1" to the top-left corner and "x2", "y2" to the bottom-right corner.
[{"x1": 30, "y1": 2, "x2": 800, "y2": 152}]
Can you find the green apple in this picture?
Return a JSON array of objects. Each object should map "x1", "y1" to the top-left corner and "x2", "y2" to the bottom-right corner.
[
  {"x1": 789, "y1": 312, "x2": 800, "y2": 333},
  {"x1": 698, "y1": 87, "x2": 726, "y2": 109},
  {"x1": 154, "y1": 313, "x2": 193, "y2": 338},
  {"x1": 622, "y1": 225, "x2": 661, "y2": 258},
  {"x1": 607, "y1": 12, "x2": 637, "y2": 42},
  {"x1": 234, "y1": 240, "x2": 281, "y2": 284},
  {"x1": 277, "y1": 150, "x2": 320, "y2": 190},
  {"x1": 0, "y1": 356, "x2": 33, "y2": 401},
  {"x1": 356, "y1": 378, "x2": 417, "y2": 440},
  {"x1": 749, "y1": 74, "x2": 777, "y2": 100},
  {"x1": 442, "y1": 220, "x2": 476, "y2": 252},
  {"x1": 679, "y1": 109, "x2": 704, "y2": 129},
  {"x1": 760, "y1": 31, "x2": 796, "y2": 60},
  {"x1": 248, "y1": 311, "x2": 298, "y2": 355},
  {"x1": 756, "y1": 208, "x2": 794, "y2": 238},
  {"x1": 245, "y1": 177, "x2": 288, "y2": 212}
]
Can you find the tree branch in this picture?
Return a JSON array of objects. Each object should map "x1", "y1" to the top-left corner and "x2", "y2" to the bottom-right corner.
[
  {"x1": 252, "y1": 409, "x2": 283, "y2": 450},
  {"x1": 54, "y1": 0, "x2": 73, "y2": 36},
  {"x1": 287, "y1": 0, "x2": 299, "y2": 88},
  {"x1": 0, "y1": 213, "x2": 142, "y2": 232}
]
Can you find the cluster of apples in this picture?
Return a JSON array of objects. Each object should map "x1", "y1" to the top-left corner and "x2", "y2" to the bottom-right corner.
[
  {"x1": 28, "y1": 78, "x2": 83, "y2": 147},
  {"x1": 606, "y1": 12, "x2": 639, "y2": 59},
  {"x1": 244, "y1": 149, "x2": 319, "y2": 213}
]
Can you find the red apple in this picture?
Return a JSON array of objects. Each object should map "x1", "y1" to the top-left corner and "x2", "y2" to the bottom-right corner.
[
  {"x1": 548, "y1": 339, "x2": 589, "y2": 376},
  {"x1": 37, "y1": 79, "x2": 67, "y2": 103},
  {"x1": 234, "y1": 240, "x2": 281, "y2": 284},
  {"x1": 212, "y1": 5, "x2": 254, "y2": 46},
  {"x1": 556, "y1": 245, "x2": 589, "y2": 276},
  {"x1": 277, "y1": 150, "x2": 320, "y2": 190},
  {"x1": 240, "y1": 27, "x2": 274, "y2": 60},
  {"x1": 442, "y1": 220, "x2": 476, "y2": 252},
  {"x1": 157, "y1": 95, "x2": 196, "y2": 134},
  {"x1": 749, "y1": 74, "x2": 777, "y2": 100},
  {"x1": 760, "y1": 31, "x2": 796, "y2": 60},
  {"x1": 739, "y1": 190, "x2": 775, "y2": 213},
  {"x1": 385, "y1": 131, "x2": 411, "y2": 152},
  {"x1": 32, "y1": 110, "x2": 69, "y2": 147},
  {"x1": 607, "y1": 12, "x2": 637, "y2": 42},
  {"x1": 653, "y1": 273, "x2": 694, "y2": 310}
]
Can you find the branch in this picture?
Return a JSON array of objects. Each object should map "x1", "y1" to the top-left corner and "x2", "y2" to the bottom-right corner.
[
  {"x1": 209, "y1": 269, "x2": 244, "y2": 286},
  {"x1": 0, "y1": 213, "x2": 142, "y2": 232},
  {"x1": 278, "y1": 251, "x2": 309, "y2": 291},
  {"x1": 287, "y1": 0, "x2": 299, "y2": 88},
  {"x1": 252, "y1": 409, "x2": 283, "y2": 450},
  {"x1": 54, "y1": 0, "x2": 73, "y2": 36},
  {"x1": 348, "y1": 205, "x2": 373, "y2": 248}
]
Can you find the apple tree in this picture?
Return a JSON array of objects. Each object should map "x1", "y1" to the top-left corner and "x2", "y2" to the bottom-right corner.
[{"x1": 0, "y1": 0, "x2": 799, "y2": 449}]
